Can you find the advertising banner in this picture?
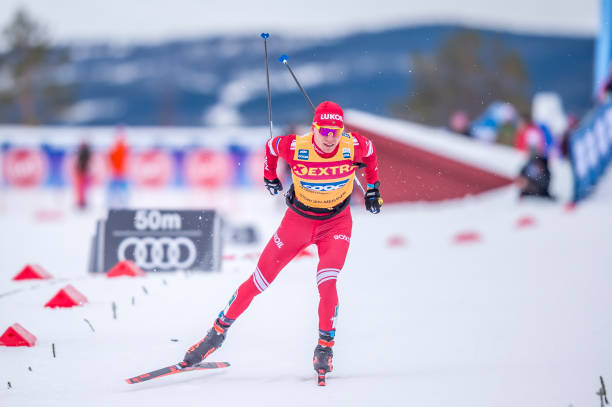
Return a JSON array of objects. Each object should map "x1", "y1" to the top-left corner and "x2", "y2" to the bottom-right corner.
[
  {"x1": 570, "y1": 100, "x2": 612, "y2": 201},
  {"x1": 2, "y1": 148, "x2": 48, "y2": 187},
  {"x1": 91, "y1": 209, "x2": 223, "y2": 273},
  {"x1": 594, "y1": 0, "x2": 612, "y2": 98}
]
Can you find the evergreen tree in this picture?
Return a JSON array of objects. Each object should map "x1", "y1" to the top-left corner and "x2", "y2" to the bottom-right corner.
[
  {"x1": 0, "y1": 8, "x2": 73, "y2": 124},
  {"x1": 392, "y1": 29, "x2": 529, "y2": 127}
]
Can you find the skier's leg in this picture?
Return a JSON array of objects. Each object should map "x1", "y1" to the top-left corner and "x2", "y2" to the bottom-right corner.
[
  {"x1": 184, "y1": 210, "x2": 311, "y2": 365},
  {"x1": 312, "y1": 209, "x2": 352, "y2": 374},
  {"x1": 75, "y1": 173, "x2": 86, "y2": 208},
  {"x1": 223, "y1": 210, "x2": 312, "y2": 320},
  {"x1": 314, "y1": 210, "x2": 352, "y2": 334}
]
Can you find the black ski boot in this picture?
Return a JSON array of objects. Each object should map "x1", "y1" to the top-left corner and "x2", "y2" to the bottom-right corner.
[
  {"x1": 313, "y1": 343, "x2": 334, "y2": 372},
  {"x1": 313, "y1": 332, "x2": 334, "y2": 385},
  {"x1": 183, "y1": 319, "x2": 229, "y2": 367}
]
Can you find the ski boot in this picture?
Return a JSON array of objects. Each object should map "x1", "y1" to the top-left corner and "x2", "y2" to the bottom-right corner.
[
  {"x1": 313, "y1": 332, "x2": 334, "y2": 386},
  {"x1": 182, "y1": 318, "x2": 230, "y2": 367}
]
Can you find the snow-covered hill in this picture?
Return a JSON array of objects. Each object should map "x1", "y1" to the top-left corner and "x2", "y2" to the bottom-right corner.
[{"x1": 1, "y1": 25, "x2": 594, "y2": 126}]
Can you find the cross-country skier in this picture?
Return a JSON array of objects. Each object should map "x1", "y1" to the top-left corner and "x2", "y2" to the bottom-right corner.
[{"x1": 183, "y1": 101, "x2": 382, "y2": 383}]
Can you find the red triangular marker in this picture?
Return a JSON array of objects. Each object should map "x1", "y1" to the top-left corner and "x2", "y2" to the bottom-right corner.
[
  {"x1": 107, "y1": 260, "x2": 146, "y2": 278},
  {"x1": 12, "y1": 264, "x2": 52, "y2": 281},
  {"x1": 387, "y1": 235, "x2": 406, "y2": 247},
  {"x1": 0, "y1": 323, "x2": 37, "y2": 347},
  {"x1": 453, "y1": 231, "x2": 481, "y2": 244},
  {"x1": 516, "y1": 216, "x2": 537, "y2": 228},
  {"x1": 44, "y1": 285, "x2": 88, "y2": 308}
]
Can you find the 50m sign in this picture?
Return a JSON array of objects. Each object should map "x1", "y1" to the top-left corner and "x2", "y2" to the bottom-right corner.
[{"x1": 134, "y1": 210, "x2": 182, "y2": 231}]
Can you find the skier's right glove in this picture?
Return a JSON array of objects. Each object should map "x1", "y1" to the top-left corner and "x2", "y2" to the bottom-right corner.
[
  {"x1": 264, "y1": 177, "x2": 283, "y2": 195},
  {"x1": 364, "y1": 181, "x2": 383, "y2": 214}
]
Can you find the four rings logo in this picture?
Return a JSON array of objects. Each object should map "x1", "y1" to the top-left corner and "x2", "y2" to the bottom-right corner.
[{"x1": 117, "y1": 236, "x2": 197, "y2": 270}]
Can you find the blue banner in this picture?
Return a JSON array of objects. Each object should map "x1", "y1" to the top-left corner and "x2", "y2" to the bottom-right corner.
[
  {"x1": 594, "y1": 0, "x2": 612, "y2": 97},
  {"x1": 570, "y1": 100, "x2": 612, "y2": 201}
]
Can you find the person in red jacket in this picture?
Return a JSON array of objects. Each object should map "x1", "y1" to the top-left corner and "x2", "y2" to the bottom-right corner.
[
  {"x1": 514, "y1": 116, "x2": 546, "y2": 155},
  {"x1": 107, "y1": 131, "x2": 130, "y2": 208},
  {"x1": 182, "y1": 101, "x2": 382, "y2": 383}
]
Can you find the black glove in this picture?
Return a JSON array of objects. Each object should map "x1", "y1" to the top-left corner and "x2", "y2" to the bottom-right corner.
[
  {"x1": 264, "y1": 177, "x2": 283, "y2": 195},
  {"x1": 364, "y1": 181, "x2": 383, "y2": 214}
]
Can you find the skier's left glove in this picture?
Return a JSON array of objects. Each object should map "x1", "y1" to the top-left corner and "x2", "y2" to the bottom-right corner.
[
  {"x1": 264, "y1": 177, "x2": 283, "y2": 195},
  {"x1": 364, "y1": 181, "x2": 383, "y2": 214}
]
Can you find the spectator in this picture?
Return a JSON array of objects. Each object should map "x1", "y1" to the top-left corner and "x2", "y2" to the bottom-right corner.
[
  {"x1": 74, "y1": 141, "x2": 91, "y2": 209},
  {"x1": 496, "y1": 121, "x2": 518, "y2": 147},
  {"x1": 449, "y1": 110, "x2": 471, "y2": 136},
  {"x1": 516, "y1": 149, "x2": 554, "y2": 200},
  {"x1": 514, "y1": 115, "x2": 547, "y2": 155},
  {"x1": 597, "y1": 71, "x2": 612, "y2": 104},
  {"x1": 108, "y1": 131, "x2": 130, "y2": 208}
]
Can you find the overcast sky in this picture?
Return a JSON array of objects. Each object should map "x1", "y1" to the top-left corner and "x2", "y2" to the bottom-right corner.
[{"x1": 0, "y1": 0, "x2": 601, "y2": 44}]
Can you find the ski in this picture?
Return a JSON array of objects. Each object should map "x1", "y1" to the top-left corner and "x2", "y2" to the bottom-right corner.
[
  {"x1": 126, "y1": 361, "x2": 230, "y2": 384},
  {"x1": 317, "y1": 369, "x2": 327, "y2": 386}
]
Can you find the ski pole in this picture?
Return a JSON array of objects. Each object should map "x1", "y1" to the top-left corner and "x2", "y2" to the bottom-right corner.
[
  {"x1": 278, "y1": 54, "x2": 315, "y2": 111},
  {"x1": 278, "y1": 54, "x2": 366, "y2": 196},
  {"x1": 261, "y1": 33, "x2": 274, "y2": 139}
]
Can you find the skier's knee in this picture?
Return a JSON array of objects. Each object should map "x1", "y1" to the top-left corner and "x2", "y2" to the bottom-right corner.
[
  {"x1": 251, "y1": 266, "x2": 271, "y2": 293},
  {"x1": 317, "y1": 278, "x2": 338, "y2": 302}
]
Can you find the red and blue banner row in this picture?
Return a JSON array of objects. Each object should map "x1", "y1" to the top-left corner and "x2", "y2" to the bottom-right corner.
[{"x1": 1, "y1": 143, "x2": 265, "y2": 189}]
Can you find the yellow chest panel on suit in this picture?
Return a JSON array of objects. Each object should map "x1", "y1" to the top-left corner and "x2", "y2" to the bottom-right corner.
[{"x1": 291, "y1": 132, "x2": 355, "y2": 209}]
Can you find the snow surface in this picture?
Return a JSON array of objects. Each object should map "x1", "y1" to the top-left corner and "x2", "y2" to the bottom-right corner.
[{"x1": 1, "y1": 134, "x2": 611, "y2": 406}]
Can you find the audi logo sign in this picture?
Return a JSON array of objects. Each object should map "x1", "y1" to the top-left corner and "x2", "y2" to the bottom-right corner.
[
  {"x1": 90, "y1": 209, "x2": 223, "y2": 273},
  {"x1": 117, "y1": 237, "x2": 198, "y2": 270}
]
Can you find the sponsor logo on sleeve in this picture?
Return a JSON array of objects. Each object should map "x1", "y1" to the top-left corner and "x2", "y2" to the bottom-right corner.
[{"x1": 297, "y1": 149, "x2": 309, "y2": 160}]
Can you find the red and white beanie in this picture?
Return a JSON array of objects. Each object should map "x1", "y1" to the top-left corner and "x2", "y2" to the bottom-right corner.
[{"x1": 313, "y1": 101, "x2": 344, "y2": 128}]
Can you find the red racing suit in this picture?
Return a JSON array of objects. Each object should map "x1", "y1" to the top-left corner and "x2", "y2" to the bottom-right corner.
[{"x1": 222, "y1": 131, "x2": 379, "y2": 334}]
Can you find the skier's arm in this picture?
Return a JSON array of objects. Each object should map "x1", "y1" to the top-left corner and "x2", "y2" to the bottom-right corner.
[
  {"x1": 353, "y1": 132, "x2": 383, "y2": 214},
  {"x1": 263, "y1": 135, "x2": 295, "y2": 195},
  {"x1": 352, "y1": 132, "x2": 379, "y2": 185},
  {"x1": 264, "y1": 135, "x2": 295, "y2": 179}
]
